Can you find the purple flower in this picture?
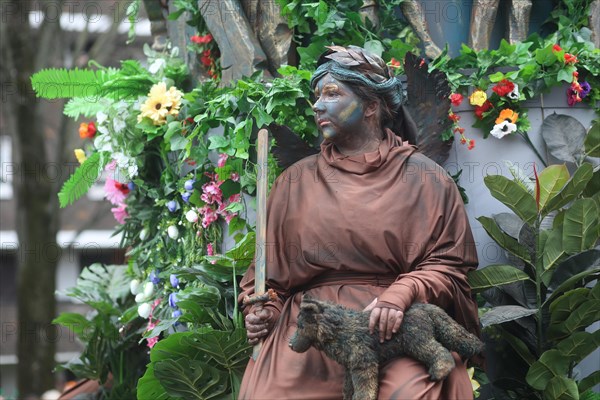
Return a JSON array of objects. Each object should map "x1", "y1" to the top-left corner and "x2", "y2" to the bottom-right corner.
[
  {"x1": 127, "y1": 181, "x2": 136, "y2": 191},
  {"x1": 149, "y1": 270, "x2": 160, "y2": 285},
  {"x1": 167, "y1": 200, "x2": 178, "y2": 212},
  {"x1": 168, "y1": 292, "x2": 178, "y2": 308},
  {"x1": 184, "y1": 179, "x2": 195, "y2": 191},
  {"x1": 580, "y1": 81, "x2": 591, "y2": 98},
  {"x1": 170, "y1": 274, "x2": 179, "y2": 288},
  {"x1": 182, "y1": 191, "x2": 192, "y2": 203},
  {"x1": 172, "y1": 309, "x2": 182, "y2": 318}
]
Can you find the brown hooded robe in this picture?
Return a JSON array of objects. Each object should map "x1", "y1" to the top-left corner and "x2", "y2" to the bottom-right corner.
[{"x1": 239, "y1": 128, "x2": 480, "y2": 399}]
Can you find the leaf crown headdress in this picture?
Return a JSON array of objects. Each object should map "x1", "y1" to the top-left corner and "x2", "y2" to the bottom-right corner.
[{"x1": 310, "y1": 45, "x2": 404, "y2": 114}]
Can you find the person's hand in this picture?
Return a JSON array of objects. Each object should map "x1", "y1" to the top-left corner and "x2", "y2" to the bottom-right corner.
[
  {"x1": 245, "y1": 306, "x2": 275, "y2": 345},
  {"x1": 364, "y1": 298, "x2": 404, "y2": 344}
]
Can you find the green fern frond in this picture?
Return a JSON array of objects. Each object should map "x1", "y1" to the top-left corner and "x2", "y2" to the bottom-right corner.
[
  {"x1": 63, "y1": 98, "x2": 112, "y2": 119},
  {"x1": 31, "y1": 68, "x2": 111, "y2": 99},
  {"x1": 103, "y1": 76, "x2": 155, "y2": 99},
  {"x1": 58, "y1": 152, "x2": 107, "y2": 207}
]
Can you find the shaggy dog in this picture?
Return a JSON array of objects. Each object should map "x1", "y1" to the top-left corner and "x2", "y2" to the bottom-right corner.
[{"x1": 289, "y1": 297, "x2": 483, "y2": 400}]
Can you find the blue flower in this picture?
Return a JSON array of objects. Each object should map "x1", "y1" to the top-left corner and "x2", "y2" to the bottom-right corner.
[
  {"x1": 172, "y1": 309, "x2": 182, "y2": 318},
  {"x1": 168, "y1": 292, "x2": 178, "y2": 308},
  {"x1": 149, "y1": 270, "x2": 160, "y2": 285},
  {"x1": 170, "y1": 274, "x2": 179, "y2": 288},
  {"x1": 127, "y1": 181, "x2": 136, "y2": 191},
  {"x1": 181, "y1": 191, "x2": 192, "y2": 203},
  {"x1": 167, "y1": 200, "x2": 178, "y2": 212},
  {"x1": 184, "y1": 179, "x2": 195, "y2": 191}
]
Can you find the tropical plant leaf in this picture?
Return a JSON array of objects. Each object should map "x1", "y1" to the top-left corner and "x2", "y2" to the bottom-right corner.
[
  {"x1": 136, "y1": 363, "x2": 172, "y2": 400},
  {"x1": 556, "y1": 330, "x2": 600, "y2": 364},
  {"x1": 542, "y1": 376, "x2": 579, "y2": 400},
  {"x1": 184, "y1": 328, "x2": 250, "y2": 371},
  {"x1": 584, "y1": 119, "x2": 600, "y2": 157},
  {"x1": 483, "y1": 175, "x2": 538, "y2": 225},
  {"x1": 544, "y1": 162, "x2": 594, "y2": 214},
  {"x1": 58, "y1": 152, "x2": 106, "y2": 207},
  {"x1": 153, "y1": 358, "x2": 229, "y2": 399},
  {"x1": 31, "y1": 68, "x2": 110, "y2": 99},
  {"x1": 480, "y1": 305, "x2": 538, "y2": 328},
  {"x1": 548, "y1": 300, "x2": 600, "y2": 340},
  {"x1": 477, "y1": 216, "x2": 532, "y2": 263},
  {"x1": 468, "y1": 264, "x2": 531, "y2": 292},
  {"x1": 52, "y1": 313, "x2": 92, "y2": 339},
  {"x1": 505, "y1": 160, "x2": 535, "y2": 194},
  {"x1": 547, "y1": 248, "x2": 600, "y2": 297},
  {"x1": 579, "y1": 371, "x2": 600, "y2": 394},
  {"x1": 493, "y1": 212, "x2": 525, "y2": 239},
  {"x1": 538, "y1": 164, "x2": 570, "y2": 210},
  {"x1": 549, "y1": 288, "x2": 591, "y2": 324},
  {"x1": 526, "y1": 349, "x2": 571, "y2": 391},
  {"x1": 64, "y1": 97, "x2": 112, "y2": 119},
  {"x1": 541, "y1": 113, "x2": 586, "y2": 164},
  {"x1": 562, "y1": 199, "x2": 599, "y2": 254},
  {"x1": 542, "y1": 228, "x2": 567, "y2": 278},
  {"x1": 499, "y1": 329, "x2": 537, "y2": 366}
]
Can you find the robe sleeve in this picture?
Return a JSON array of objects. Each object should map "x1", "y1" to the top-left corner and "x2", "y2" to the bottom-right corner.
[{"x1": 376, "y1": 162, "x2": 480, "y2": 335}]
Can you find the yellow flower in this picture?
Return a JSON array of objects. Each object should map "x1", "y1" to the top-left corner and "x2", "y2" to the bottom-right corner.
[
  {"x1": 495, "y1": 108, "x2": 519, "y2": 124},
  {"x1": 469, "y1": 90, "x2": 487, "y2": 106},
  {"x1": 74, "y1": 149, "x2": 87, "y2": 164},
  {"x1": 467, "y1": 367, "x2": 481, "y2": 393},
  {"x1": 138, "y1": 82, "x2": 183, "y2": 126}
]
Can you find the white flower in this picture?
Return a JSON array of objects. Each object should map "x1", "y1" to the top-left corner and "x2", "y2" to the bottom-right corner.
[
  {"x1": 185, "y1": 210, "x2": 199, "y2": 223},
  {"x1": 149, "y1": 58, "x2": 166, "y2": 74},
  {"x1": 94, "y1": 134, "x2": 113, "y2": 152},
  {"x1": 135, "y1": 292, "x2": 147, "y2": 303},
  {"x1": 167, "y1": 225, "x2": 179, "y2": 239},
  {"x1": 490, "y1": 121, "x2": 517, "y2": 139},
  {"x1": 140, "y1": 228, "x2": 148, "y2": 241},
  {"x1": 96, "y1": 111, "x2": 108, "y2": 125},
  {"x1": 137, "y1": 302, "x2": 152, "y2": 319},
  {"x1": 130, "y1": 279, "x2": 141, "y2": 295},
  {"x1": 113, "y1": 117, "x2": 126, "y2": 133},
  {"x1": 128, "y1": 164, "x2": 139, "y2": 178},
  {"x1": 507, "y1": 83, "x2": 520, "y2": 100},
  {"x1": 143, "y1": 282, "x2": 154, "y2": 297}
]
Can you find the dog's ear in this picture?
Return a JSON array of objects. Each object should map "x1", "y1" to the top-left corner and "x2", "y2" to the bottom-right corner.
[{"x1": 300, "y1": 297, "x2": 325, "y2": 315}]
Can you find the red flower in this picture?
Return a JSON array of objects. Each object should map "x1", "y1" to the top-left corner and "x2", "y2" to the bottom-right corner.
[
  {"x1": 448, "y1": 112, "x2": 461, "y2": 122},
  {"x1": 200, "y1": 50, "x2": 212, "y2": 67},
  {"x1": 191, "y1": 34, "x2": 213, "y2": 45},
  {"x1": 564, "y1": 53, "x2": 578, "y2": 65},
  {"x1": 492, "y1": 80, "x2": 515, "y2": 97},
  {"x1": 79, "y1": 122, "x2": 96, "y2": 139},
  {"x1": 467, "y1": 139, "x2": 475, "y2": 150},
  {"x1": 453, "y1": 127, "x2": 465, "y2": 134},
  {"x1": 552, "y1": 44, "x2": 562, "y2": 52},
  {"x1": 450, "y1": 93, "x2": 464, "y2": 106},
  {"x1": 114, "y1": 181, "x2": 130, "y2": 196},
  {"x1": 390, "y1": 58, "x2": 401, "y2": 68},
  {"x1": 460, "y1": 137, "x2": 467, "y2": 144},
  {"x1": 474, "y1": 100, "x2": 493, "y2": 120}
]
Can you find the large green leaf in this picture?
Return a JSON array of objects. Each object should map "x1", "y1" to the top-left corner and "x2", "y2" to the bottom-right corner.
[
  {"x1": 542, "y1": 228, "x2": 567, "y2": 279},
  {"x1": 178, "y1": 285, "x2": 221, "y2": 307},
  {"x1": 548, "y1": 300, "x2": 600, "y2": 340},
  {"x1": 579, "y1": 371, "x2": 600, "y2": 393},
  {"x1": 563, "y1": 199, "x2": 599, "y2": 254},
  {"x1": 480, "y1": 305, "x2": 537, "y2": 328},
  {"x1": 184, "y1": 328, "x2": 250, "y2": 371},
  {"x1": 483, "y1": 175, "x2": 538, "y2": 224},
  {"x1": 541, "y1": 113, "x2": 586, "y2": 164},
  {"x1": 549, "y1": 288, "x2": 591, "y2": 324},
  {"x1": 477, "y1": 216, "x2": 532, "y2": 262},
  {"x1": 547, "y1": 248, "x2": 600, "y2": 296},
  {"x1": 584, "y1": 120, "x2": 600, "y2": 157},
  {"x1": 526, "y1": 349, "x2": 571, "y2": 390},
  {"x1": 538, "y1": 164, "x2": 570, "y2": 210},
  {"x1": 154, "y1": 358, "x2": 229, "y2": 399},
  {"x1": 468, "y1": 264, "x2": 531, "y2": 292},
  {"x1": 52, "y1": 313, "x2": 92, "y2": 339},
  {"x1": 544, "y1": 163, "x2": 594, "y2": 214},
  {"x1": 543, "y1": 376, "x2": 579, "y2": 400},
  {"x1": 556, "y1": 331, "x2": 600, "y2": 364},
  {"x1": 493, "y1": 212, "x2": 525, "y2": 239},
  {"x1": 499, "y1": 330, "x2": 537, "y2": 366},
  {"x1": 136, "y1": 363, "x2": 171, "y2": 400}
]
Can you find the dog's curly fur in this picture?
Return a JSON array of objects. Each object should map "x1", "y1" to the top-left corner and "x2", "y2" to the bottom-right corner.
[{"x1": 289, "y1": 297, "x2": 483, "y2": 400}]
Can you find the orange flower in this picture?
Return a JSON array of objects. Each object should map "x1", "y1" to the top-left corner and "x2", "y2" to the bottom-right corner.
[
  {"x1": 79, "y1": 122, "x2": 96, "y2": 139},
  {"x1": 495, "y1": 109, "x2": 518, "y2": 124}
]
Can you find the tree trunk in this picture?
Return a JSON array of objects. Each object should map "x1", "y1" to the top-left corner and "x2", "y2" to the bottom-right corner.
[{"x1": 1, "y1": 0, "x2": 62, "y2": 395}]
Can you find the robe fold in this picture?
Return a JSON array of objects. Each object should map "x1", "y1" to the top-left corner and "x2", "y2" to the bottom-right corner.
[{"x1": 239, "y1": 128, "x2": 480, "y2": 399}]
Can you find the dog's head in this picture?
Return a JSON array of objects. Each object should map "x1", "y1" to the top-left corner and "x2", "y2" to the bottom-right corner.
[{"x1": 288, "y1": 296, "x2": 326, "y2": 353}]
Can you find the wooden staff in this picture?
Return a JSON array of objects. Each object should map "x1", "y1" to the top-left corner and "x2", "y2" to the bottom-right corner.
[{"x1": 252, "y1": 128, "x2": 269, "y2": 360}]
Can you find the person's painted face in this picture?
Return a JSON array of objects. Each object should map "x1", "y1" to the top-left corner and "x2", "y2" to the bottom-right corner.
[{"x1": 312, "y1": 74, "x2": 366, "y2": 141}]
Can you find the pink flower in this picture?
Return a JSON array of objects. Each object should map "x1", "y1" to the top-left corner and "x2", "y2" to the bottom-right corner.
[
  {"x1": 228, "y1": 193, "x2": 241, "y2": 203},
  {"x1": 207, "y1": 243, "x2": 214, "y2": 256},
  {"x1": 111, "y1": 204, "x2": 129, "y2": 224},
  {"x1": 105, "y1": 159, "x2": 117, "y2": 171},
  {"x1": 224, "y1": 212, "x2": 236, "y2": 224},
  {"x1": 217, "y1": 153, "x2": 228, "y2": 167},
  {"x1": 201, "y1": 181, "x2": 223, "y2": 205},
  {"x1": 199, "y1": 205, "x2": 218, "y2": 228},
  {"x1": 104, "y1": 178, "x2": 130, "y2": 205},
  {"x1": 230, "y1": 172, "x2": 239, "y2": 182},
  {"x1": 147, "y1": 336, "x2": 159, "y2": 348}
]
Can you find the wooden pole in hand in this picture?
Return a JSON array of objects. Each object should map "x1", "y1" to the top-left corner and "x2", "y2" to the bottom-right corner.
[{"x1": 253, "y1": 128, "x2": 269, "y2": 360}]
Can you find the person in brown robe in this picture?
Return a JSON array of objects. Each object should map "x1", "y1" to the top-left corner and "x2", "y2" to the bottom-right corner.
[{"x1": 239, "y1": 46, "x2": 481, "y2": 400}]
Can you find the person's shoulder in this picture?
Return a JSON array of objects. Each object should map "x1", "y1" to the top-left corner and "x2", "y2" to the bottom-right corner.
[
  {"x1": 274, "y1": 153, "x2": 320, "y2": 184},
  {"x1": 400, "y1": 151, "x2": 454, "y2": 186}
]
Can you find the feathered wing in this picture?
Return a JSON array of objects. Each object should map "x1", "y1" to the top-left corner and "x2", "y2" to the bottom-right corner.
[
  {"x1": 403, "y1": 52, "x2": 453, "y2": 165},
  {"x1": 269, "y1": 123, "x2": 319, "y2": 170}
]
